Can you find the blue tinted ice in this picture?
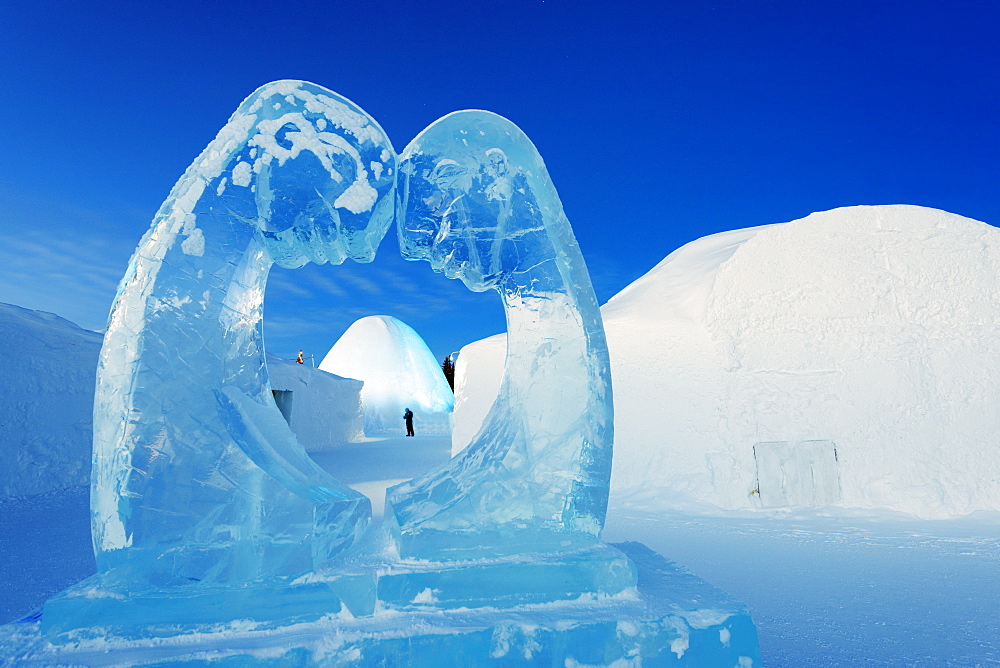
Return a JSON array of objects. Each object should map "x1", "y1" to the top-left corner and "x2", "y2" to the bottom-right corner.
[
  {"x1": 388, "y1": 111, "x2": 614, "y2": 558},
  {"x1": 90, "y1": 80, "x2": 395, "y2": 586}
]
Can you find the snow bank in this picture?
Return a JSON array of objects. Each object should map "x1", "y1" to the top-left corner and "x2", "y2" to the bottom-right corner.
[
  {"x1": 0, "y1": 303, "x2": 102, "y2": 499},
  {"x1": 266, "y1": 355, "x2": 364, "y2": 451},
  {"x1": 319, "y1": 316, "x2": 453, "y2": 435},
  {"x1": 450, "y1": 336, "x2": 505, "y2": 456},
  {"x1": 454, "y1": 205, "x2": 1000, "y2": 519}
]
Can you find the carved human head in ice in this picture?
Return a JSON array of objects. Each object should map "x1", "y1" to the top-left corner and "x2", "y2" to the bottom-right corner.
[
  {"x1": 396, "y1": 111, "x2": 551, "y2": 293},
  {"x1": 207, "y1": 81, "x2": 397, "y2": 268}
]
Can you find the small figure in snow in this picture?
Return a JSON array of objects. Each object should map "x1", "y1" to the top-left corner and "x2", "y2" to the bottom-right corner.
[
  {"x1": 403, "y1": 407, "x2": 415, "y2": 437},
  {"x1": 296, "y1": 350, "x2": 304, "y2": 364}
]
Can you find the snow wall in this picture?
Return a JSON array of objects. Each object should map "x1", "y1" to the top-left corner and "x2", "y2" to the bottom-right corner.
[
  {"x1": 453, "y1": 205, "x2": 1000, "y2": 519},
  {"x1": 265, "y1": 355, "x2": 364, "y2": 451},
  {"x1": 319, "y1": 316, "x2": 454, "y2": 435},
  {"x1": 0, "y1": 303, "x2": 101, "y2": 499}
]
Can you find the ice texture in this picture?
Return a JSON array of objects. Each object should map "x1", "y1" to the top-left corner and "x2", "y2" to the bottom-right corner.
[
  {"x1": 387, "y1": 111, "x2": 614, "y2": 559},
  {"x1": 88, "y1": 80, "x2": 395, "y2": 588},
  {"x1": 319, "y1": 315, "x2": 454, "y2": 435}
]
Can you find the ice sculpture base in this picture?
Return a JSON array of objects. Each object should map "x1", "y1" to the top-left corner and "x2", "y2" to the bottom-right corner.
[
  {"x1": 386, "y1": 515, "x2": 609, "y2": 561},
  {"x1": 41, "y1": 571, "x2": 377, "y2": 642},
  {"x1": 41, "y1": 543, "x2": 636, "y2": 642},
  {"x1": 377, "y1": 542, "x2": 637, "y2": 611},
  {"x1": 17, "y1": 542, "x2": 760, "y2": 665}
]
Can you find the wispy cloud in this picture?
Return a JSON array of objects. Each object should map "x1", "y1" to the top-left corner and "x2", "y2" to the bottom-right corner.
[
  {"x1": 336, "y1": 270, "x2": 384, "y2": 297},
  {"x1": 304, "y1": 272, "x2": 350, "y2": 299},
  {"x1": 0, "y1": 225, "x2": 133, "y2": 331},
  {"x1": 266, "y1": 271, "x2": 317, "y2": 299}
]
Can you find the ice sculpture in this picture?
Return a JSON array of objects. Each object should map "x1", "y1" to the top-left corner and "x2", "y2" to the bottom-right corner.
[
  {"x1": 387, "y1": 111, "x2": 613, "y2": 559},
  {"x1": 36, "y1": 82, "x2": 759, "y2": 666},
  {"x1": 319, "y1": 315, "x2": 454, "y2": 435},
  {"x1": 58, "y1": 81, "x2": 394, "y2": 597}
]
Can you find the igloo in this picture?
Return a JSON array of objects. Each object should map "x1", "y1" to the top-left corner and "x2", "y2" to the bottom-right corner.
[{"x1": 319, "y1": 315, "x2": 453, "y2": 435}]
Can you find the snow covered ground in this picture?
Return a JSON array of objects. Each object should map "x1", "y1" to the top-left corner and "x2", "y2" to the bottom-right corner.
[
  {"x1": 3, "y1": 435, "x2": 998, "y2": 666},
  {"x1": 605, "y1": 497, "x2": 1000, "y2": 666},
  {"x1": 308, "y1": 434, "x2": 453, "y2": 520}
]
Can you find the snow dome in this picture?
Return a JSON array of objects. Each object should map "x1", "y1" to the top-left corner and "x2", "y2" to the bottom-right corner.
[{"x1": 319, "y1": 315, "x2": 453, "y2": 435}]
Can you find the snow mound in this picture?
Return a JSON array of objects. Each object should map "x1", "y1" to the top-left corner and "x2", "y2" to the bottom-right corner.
[
  {"x1": 0, "y1": 303, "x2": 102, "y2": 499},
  {"x1": 455, "y1": 205, "x2": 1000, "y2": 519},
  {"x1": 450, "y1": 336, "x2": 505, "y2": 456},
  {"x1": 319, "y1": 316, "x2": 453, "y2": 435}
]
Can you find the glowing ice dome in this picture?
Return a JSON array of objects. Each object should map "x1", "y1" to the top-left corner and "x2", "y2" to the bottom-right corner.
[{"x1": 319, "y1": 315, "x2": 453, "y2": 435}]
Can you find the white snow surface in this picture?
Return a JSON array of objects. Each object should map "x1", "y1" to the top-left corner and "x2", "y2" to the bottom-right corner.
[
  {"x1": 454, "y1": 205, "x2": 1000, "y2": 519},
  {"x1": 0, "y1": 303, "x2": 101, "y2": 499},
  {"x1": 319, "y1": 316, "x2": 453, "y2": 435},
  {"x1": 3, "y1": 438, "x2": 1000, "y2": 667},
  {"x1": 450, "y1": 335, "x2": 505, "y2": 456}
]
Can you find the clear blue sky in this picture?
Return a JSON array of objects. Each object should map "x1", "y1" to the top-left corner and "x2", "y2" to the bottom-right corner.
[{"x1": 1, "y1": 1, "x2": 998, "y2": 363}]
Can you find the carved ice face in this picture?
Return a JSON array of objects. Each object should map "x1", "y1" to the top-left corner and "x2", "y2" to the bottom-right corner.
[
  {"x1": 396, "y1": 155, "x2": 494, "y2": 289},
  {"x1": 397, "y1": 126, "x2": 530, "y2": 291},
  {"x1": 214, "y1": 82, "x2": 397, "y2": 268}
]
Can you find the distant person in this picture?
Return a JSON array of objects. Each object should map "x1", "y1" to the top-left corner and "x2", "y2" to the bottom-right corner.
[
  {"x1": 296, "y1": 350, "x2": 305, "y2": 364},
  {"x1": 403, "y1": 407, "x2": 414, "y2": 437}
]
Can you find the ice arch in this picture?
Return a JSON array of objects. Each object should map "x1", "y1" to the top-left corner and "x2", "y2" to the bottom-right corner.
[
  {"x1": 91, "y1": 81, "x2": 396, "y2": 586},
  {"x1": 89, "y1": 85, "x2": 612, "y2": 583},
  {"x1": 387, "y1": 111, "x2": 614, "y2": 558}
]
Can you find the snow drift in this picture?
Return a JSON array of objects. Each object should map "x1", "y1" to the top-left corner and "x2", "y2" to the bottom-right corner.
[
  {"x1": 319, "y1": 316, "x2": 453, "y2": 435},
  {"x1": 0, "y1": 303, "x2": 101, "y2": 499},
  {"x1": 453, "y1": 205, "x2": 1000, "y2": 519}
]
